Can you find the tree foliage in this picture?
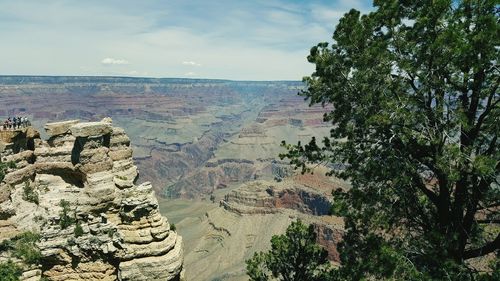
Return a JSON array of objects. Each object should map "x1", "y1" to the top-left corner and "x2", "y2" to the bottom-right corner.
[
  {"x1": 281, "y1": 0, "x2": 499, "y2": 279},
  {"x1": 59, "y1": 199, "x2": 75, "y2": 229},
  {"x1": 74, "y1": 222, "x2": 84, "y2": 238},
  {"x1": 246, "y1": 220, "x2": 332, "y2": 281}
]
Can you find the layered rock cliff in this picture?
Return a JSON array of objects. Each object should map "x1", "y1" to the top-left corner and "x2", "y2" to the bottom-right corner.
[
  {"x1": 220, "y1": 180, "x2": 343, "y2": 262},
  {"x1": 221, "y1": 180, "x2": 332, "y2": 216},
  {"x1": 0, "y1": 119, "x2": 183, "y2": 280}
]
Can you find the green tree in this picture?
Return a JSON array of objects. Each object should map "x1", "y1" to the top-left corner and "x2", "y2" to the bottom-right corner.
[
  {"x1": 246, "y1": 220, "x2": 332, "y2": 281},
  {"x1": 59, "y1": 199, "x2": 75, "y2": 229},
  {"x1": 281, "y1": 0, "x2": 499, "y2": 279}
]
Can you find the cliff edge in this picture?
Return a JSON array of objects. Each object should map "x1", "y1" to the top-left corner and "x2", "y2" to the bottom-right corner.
[{"x1": 0, "y1": 118, "x2": 184, "y2": 280}]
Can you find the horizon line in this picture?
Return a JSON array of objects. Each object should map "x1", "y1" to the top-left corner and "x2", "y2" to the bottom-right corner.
[{"x1": 0, "y1": 74, "x2": 304, "y2": 83}]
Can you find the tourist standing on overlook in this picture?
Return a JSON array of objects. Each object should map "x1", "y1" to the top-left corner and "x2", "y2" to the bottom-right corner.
[{"x1": 0, "y1": 116, "x2": 30, "y2": 130}]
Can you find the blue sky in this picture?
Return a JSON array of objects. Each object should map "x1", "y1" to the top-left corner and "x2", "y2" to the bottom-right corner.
[{"x1": 0, "y1": 0, "x2": 372, "y2": 80}]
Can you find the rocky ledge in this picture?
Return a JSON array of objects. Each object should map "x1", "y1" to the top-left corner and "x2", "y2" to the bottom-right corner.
[{"x1": 0, "y1": 118, "x2": 184, "y2": 280}]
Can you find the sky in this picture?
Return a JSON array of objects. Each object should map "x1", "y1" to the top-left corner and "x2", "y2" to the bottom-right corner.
[{"x1": 0, "y1": 0, "x2": 372, "y2": 80}]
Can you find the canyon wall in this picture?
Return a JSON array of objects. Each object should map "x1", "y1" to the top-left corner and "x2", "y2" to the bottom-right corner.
[{"x1": 0, "y1": 76, "x2": 328, "y2": 199}]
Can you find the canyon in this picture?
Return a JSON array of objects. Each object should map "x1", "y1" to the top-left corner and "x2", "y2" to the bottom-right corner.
[
  {"x1": 0, "y1": 76, "x2": 345, "y2": 280},
  {"x1": 0, "y1": 76, "x2": 331, "y2": 198}
]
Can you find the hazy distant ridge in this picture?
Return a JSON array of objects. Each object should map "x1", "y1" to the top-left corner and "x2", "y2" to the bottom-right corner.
[{"x1": 0, "y1": 75, "x2": 303, "y2": 85}]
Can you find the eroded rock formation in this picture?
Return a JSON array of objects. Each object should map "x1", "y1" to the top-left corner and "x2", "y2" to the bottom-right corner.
[
  {"x1": 220, "y1": 180, "x2": 344, "y2": 264},
  {"x1": 0, "y1": 119, "x2": 184, "y2": 280},
  {"x1": 221, "y1": 180, "x2": 332, "y2": 216}
]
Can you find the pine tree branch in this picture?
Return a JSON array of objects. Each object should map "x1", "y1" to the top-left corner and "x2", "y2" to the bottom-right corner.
[
  {"x1": 476, "y1": 219, "x2": 500, "y2": 224},
  {"x1": 463, "y1": 233, "x2": 500, "y2": 259}
]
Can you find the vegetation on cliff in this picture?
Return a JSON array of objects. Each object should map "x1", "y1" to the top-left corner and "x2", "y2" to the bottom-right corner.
[
  {"x1": 22, "y1": 181, "x2": 39, "y2": 205},
  {"x1": 0, "y1": 161, "x2": 16, "y2": 182},
  {"x1": 0, "y1": 260, "x2": 22, "y2": 281},
  {"x1": 275, "y1": 0, "x2": 498, "y2": 280},
  {"x1": 0, "y1": 231, "x2": 42, "y2": 265},
  {"x1": 0, "y1": 231, "x2": 42, "y2": 281},
  {"x1": 58, "y1": 199, "x2": 76, "y2": 229}
]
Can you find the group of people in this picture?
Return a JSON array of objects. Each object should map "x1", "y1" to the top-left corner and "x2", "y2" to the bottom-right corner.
[{"x1": 2, "y1": 116, "x2": 31, "y2": 130}]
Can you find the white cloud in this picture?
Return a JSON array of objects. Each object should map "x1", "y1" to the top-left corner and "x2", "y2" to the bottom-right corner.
[
  {"x1": 184, "y1": 72, "x2": 197, "y2": 76},
  {"x1": 125, "y1": 70, "x2": 139, "y2": 75},
  {"x1": 101, "y1": 58, "x2": 130, "y2": 65},
  {"x1": 182, "y1": 61, "x2": 202, "y2": 67}
]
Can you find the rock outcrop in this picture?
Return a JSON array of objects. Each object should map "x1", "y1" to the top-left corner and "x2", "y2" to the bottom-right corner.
[
  {"x1": 221, "y1": 180, "x2": 332, "y2": 216},
  {"x1": 220, "y1": 180, "x2": 343, "y2": 264},
  {"x1": 0, "y1": 119, "x2": 184, "y2": 280}
]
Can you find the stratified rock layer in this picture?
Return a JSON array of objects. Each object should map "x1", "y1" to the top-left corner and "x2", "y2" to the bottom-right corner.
[
  {"x1": 0, "y1": 119, "x2": 184, "y2": 281},
  {"x1": 221, "y1": 180, "x2": 332, "y2": 216}
]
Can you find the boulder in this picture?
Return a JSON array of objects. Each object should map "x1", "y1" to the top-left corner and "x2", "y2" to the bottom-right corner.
[
  {"x1": 101, "y1": 117, "x2": 113, "y2": 124},
  {"x1": 44, "y1": 120, "x2": 80, "y2": 137},
  {"x1": 70, "y1": 122, "x2": 112, "y2": 138}
]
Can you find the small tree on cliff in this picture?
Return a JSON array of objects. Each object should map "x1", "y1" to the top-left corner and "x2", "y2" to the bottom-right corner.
[
  {"x1": 281, "y1": 0, "x2": 499, "y2": 279},
  {"x1": 246, "y1": 220, "x2": 332, "y2": 281}
]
